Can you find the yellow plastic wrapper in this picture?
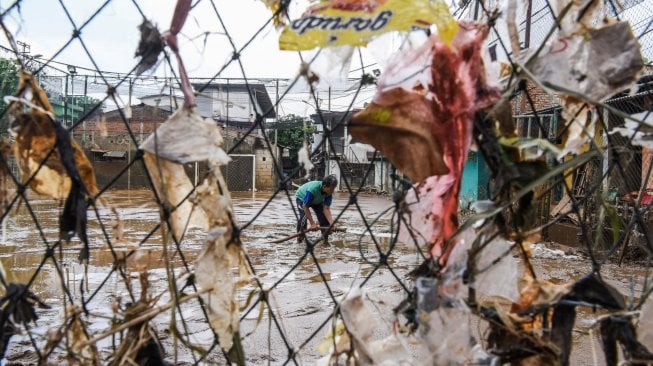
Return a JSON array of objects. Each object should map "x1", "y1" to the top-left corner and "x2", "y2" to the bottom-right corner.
[{"x1": 279, "y1": 0, "x2": 457, "y2": 50}]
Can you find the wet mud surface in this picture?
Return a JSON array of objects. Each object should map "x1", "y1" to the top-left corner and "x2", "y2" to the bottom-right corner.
[{"x1": 0, "y1": 190, "x2": 648, "y2": 365}]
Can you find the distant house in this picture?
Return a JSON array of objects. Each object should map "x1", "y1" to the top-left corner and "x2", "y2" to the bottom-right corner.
[
  {"x1": 192, "y1": 82, "x2": 276, "y2": 130},
  {"x1": 88, "y1": 103, "x2": 172, "y2": 153},
  {"x1": 308, "y1": 109, "x2": 392, "y2": 192},
  {"x1": 90, "y1": 102, "x2": 278, "y2": 192},
  {"x1": 140, "y1": 83, "x2": 276, "y2": 131}
]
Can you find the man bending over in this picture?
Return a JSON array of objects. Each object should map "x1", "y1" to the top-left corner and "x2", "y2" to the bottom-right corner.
[{"x1": 295, "y1": 175, "x2": 337, "y2": 244}]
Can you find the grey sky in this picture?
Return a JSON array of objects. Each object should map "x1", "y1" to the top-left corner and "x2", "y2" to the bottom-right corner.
[{"x1": 1, "y1": 0, "x2": 316, "y2": 79}]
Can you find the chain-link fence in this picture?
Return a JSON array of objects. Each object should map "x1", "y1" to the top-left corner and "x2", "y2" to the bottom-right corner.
[{"x1": 0, "y1": 0, "x2": 652, "y2": 365}]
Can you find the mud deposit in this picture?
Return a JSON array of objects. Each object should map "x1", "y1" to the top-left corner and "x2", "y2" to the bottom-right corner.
[{"x1": 0, "y1": 190, "x2": 647, "y2": 365}]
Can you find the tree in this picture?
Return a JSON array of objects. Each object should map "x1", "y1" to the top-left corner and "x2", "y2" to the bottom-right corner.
[
  {"x1": 0, "y1": 58, "x2": 19, "y2": 113},
  {"x1": 272, "y1": 114, "x2": 316, "y2": 166}
]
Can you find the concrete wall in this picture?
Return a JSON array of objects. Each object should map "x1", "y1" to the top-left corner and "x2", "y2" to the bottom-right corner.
[
  {"x1": 374, "y1": 159, "x2": 392, "y2": 193},
  {"x1": 255, "y1": 147, "x2": 278, "y2": 191}
]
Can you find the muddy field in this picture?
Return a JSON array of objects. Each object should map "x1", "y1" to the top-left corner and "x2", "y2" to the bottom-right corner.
[{"x1": 0, "y1": 189, "x2": 647, "y2": 365}]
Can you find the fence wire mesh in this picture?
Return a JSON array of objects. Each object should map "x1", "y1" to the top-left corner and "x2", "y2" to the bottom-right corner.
[{"x1": 0, "y1": 0, "x2": 651, "y2": 365}]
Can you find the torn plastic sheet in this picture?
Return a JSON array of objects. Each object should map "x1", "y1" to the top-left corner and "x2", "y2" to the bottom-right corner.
[
  {"x1": 527, "y1": 21, "x2": 643, "y2": 103},
  {"x1": 7, "y1": 72, "x2": 98, "y2": 200},
  {"x1": 610, "y1": 111, "x2": 653, "y2": 148},
  {"x1": 8, "y1": 72, "x2": 98, "y2": 261},
  {"x1": 438, "y1": 226, "x2": 521, "y2": 304},
  {"x1": 472, "y1": 237, "x2": 522, "y2": 304},
  {"x1": 524, "y1": 16, "x2": 643, "y2": 157},
  {"x1": 558, "y1": 100, "x2": 597, "y2": 158},
  {"x1": 279, "y1": 0, "x2": 457, "y2": 51},
  {"x1": 419, "y1": 304, "x2": 476, "y2": 365},
  {"x1": 320, "y1": 288, "x2": 412, "y2": 365},
  {"x1": 354, "y1": 23, "x2": 500, "y2": 264},
  {"x1": 193, "y1": 171, "x2": 251, "y2": 352},
  {"x1": 140, "y1": 107, "x2": 230, "y2": 241}
]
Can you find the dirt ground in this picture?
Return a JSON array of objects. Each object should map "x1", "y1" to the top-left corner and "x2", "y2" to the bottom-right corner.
[{"x1": 0, "y1": 190, "x2": 648, "y2": 365}]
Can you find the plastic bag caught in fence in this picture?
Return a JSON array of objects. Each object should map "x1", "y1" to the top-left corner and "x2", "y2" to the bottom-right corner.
[
  {"x1": 193, "y1": 172, "x2": 251, "y2": 354},
  {"x1": 7, "y1": 72, "x2": 98, "y2": 200},
  {"x1": 279, "y1": 0, "x2": 457, "y2": 51},
  {"x1": 524, "y1": 11, "x2": 644, "y2": 157},
  {"x1": 353, "y1": 23, "x2": 499, "y2": 265},
  {"x1": 8, "y1": 72, "x2": 98, "y2": 261},
  {"x1": 321, "y1": 288, "x2": 411, "y2": 365},
  {"x1": 140, "y1": 107, "x2": 230, "y2": 241}
]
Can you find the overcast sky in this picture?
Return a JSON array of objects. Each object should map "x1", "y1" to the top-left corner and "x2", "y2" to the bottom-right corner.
[
  {"x1": 0, "y1": 0, "x2": 330, "y2": 79},
  {"x1": 0, "y1": 0, "x2": 400, "y2": 115}
]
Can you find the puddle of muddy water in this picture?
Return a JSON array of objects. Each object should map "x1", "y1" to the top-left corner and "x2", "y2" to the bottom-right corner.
[
  {"x1": 0, "y1": 190, "x2": 422, "y2": 364},
  {"x1": 1, "y1": 189, "x2": 649, "y2": 365}
]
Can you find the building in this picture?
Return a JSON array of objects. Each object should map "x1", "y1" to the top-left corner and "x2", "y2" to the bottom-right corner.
[{"x1": 89, "y1": 101, "x2": 277, "y2": 191}]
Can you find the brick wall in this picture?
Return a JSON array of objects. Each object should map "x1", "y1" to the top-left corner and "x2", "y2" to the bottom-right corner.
[{"x1": 512, "y1": 80, "x2": 561, "y2": 114}]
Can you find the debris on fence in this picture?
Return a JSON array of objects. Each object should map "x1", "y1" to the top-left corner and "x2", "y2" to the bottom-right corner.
[
  {"x1": 352, "y1": 22, "x2": 499, "y2": 265},
  {"x1": 278, "y1": 0, "x2": 457, "y2": 50},
  {"x1": 135, "y1": 20, "x2": 164, "y2": 76},
  {"x1": 7, "y1": 71, "x2": 98, "y2": 261},
  {"x1": 140, "y1": 101, "x2": 251, "y2": 356},
  {"x1": 610, "y1": 111, "x2": 653, "y2": 148},
  {"x1": 140, "y1": 108, "x2": 230, "y2": 240},
  {"x1": 524, "y1": 1, "x2": 644, "y2": 157},
  {"x1": 0, "y1": 283, "x2": 49, "y2": 360},
  {"x1": 8, "y1": 72, "x2": 98, "y2": 200},
  {"x1": 194, "y1": 171, "x2": 252, "y2": 354},
  {"x1": 319, "y1": 288, "x2": 411, "y2": 365}
]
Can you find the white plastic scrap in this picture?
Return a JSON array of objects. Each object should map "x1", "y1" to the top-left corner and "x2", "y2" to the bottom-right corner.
[
  {"x1": 525, "y1": 13, "x2": 644, "y2": 157},
  {"x1": 420, "y1": 305, "x2": 475, "y2": 365},
  {"x1": 297, "y1": 141, "x2": 314, "y2": 176},
  {"x1": 326, "y1": 288, "x2": 412, "y2": 366},
  {"x1": 610, "y1": 111, "x2": 653, "y2": 149},
  {"x1": 140, "y1": 107, "x2": 230, "y2": 165},
  {"x1": 473, "y1": 236, "x2": 522, "y2": 303},
  {"x1": 444, "y1": 227, "x2": 521, "y2": 303}
]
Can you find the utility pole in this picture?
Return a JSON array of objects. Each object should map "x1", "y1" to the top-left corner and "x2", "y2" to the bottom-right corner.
[{"x1": 524, "y1": 0, "x2": 533, "y2": 49}]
